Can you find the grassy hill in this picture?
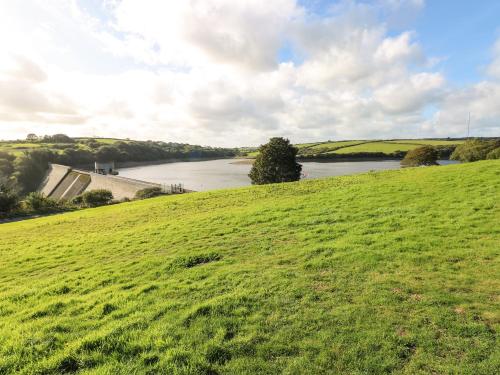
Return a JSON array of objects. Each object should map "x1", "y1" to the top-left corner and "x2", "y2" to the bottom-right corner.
[
  {"x1": 0, "y1": 161, "x2": 499, "y2": 374},
  {"x1": 0, "y1": 137, "x2": 474, "y2": 159},
  {"x1": 244, "y1": 139, "x2": 468, "y2": 159},
  {"x1": 0, "y1": 138, "x2": 115, "y2": 157}
]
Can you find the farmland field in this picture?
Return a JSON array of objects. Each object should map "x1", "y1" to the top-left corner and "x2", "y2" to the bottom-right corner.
[
  {"x1": 0, "y1": 160, "x2": 498, "y2": 374},
  {"x1": 300, "y1": 141, "x2": 367, "y2": 153},
  {"x1": 385, "y1": 140, "x2": 466, "y2": 146},
  {"x1": 332, "y1": 141, "x2": 424, "y2": 154},
  {"x1": 0, "y1": 138, "x2": 473, "y2": 160},
  {"x1": 246, "y1": 139, "x2": 468, "y2": 158}
]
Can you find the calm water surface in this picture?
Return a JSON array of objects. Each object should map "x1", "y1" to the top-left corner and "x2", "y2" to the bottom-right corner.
[{"x1": 118, "y1": 159, "x2": 457, "y2": 192}]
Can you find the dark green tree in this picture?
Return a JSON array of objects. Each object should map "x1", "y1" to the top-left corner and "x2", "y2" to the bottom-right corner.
[
  {"x1": 0, "y1": 151, "x2": 15, "y2": 177},
  {"x1": 451, "y1": 139, "x2": 500, "y2": 162},
  {"x1": 95, "y1": 145, "x2": 123, "y2": 162},
  {"x1": 0, "y1": 184, "x2": 19, "y2": 214},
  {"x1": 486, "y1": 147, "x2": 500, "y2": 159},
  {"x1": 249, "y1": 137, "x2": 302, "y2": 185},
  {"x1": 13, "y1": 149, "x2": 57, "y2": 194},
  {"x1": 401, "y1": 146, "x2": 438, "y2": 167},
  {"x1": 75, "y1": 189, "x2": 114, "y2": 207}
]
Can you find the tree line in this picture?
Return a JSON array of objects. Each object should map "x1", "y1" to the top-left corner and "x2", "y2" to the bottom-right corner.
[{"x1": 0, "y1": 135, "x2": 238, "y2": 217}]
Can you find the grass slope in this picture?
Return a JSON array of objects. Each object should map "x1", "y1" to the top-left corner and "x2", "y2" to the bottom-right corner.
[
  {"x1": 0, "y1": 161, "x2": 499, "y2": 374},
  {"x1": 332, "y1": 142, "x2": 432, "y2": 154},
  {"x1": 246, "y1": 139, "x2": 469, "y2": 158}
]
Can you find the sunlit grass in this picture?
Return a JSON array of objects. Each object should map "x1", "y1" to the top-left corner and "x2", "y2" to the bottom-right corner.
[
  {"x1": 385, "y1": 140, "x2": 466, "y2": 146},
  {"x1": 333, "y1": 141, "x2": 423, "y2": 154},
  {"x1": 0, "y1": 160, "x2": 498, "y2": 373}
]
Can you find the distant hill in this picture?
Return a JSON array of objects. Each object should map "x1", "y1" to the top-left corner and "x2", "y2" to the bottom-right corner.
[
  {"x1": 0, "y1": 137, "x2": 238, "y2": 160},
  {"x1": 0, "y1": 160, "x2": 498, "y2": 373},
  {"x1": 245, "y1": 138, "x2": 478, "y2": 160}
]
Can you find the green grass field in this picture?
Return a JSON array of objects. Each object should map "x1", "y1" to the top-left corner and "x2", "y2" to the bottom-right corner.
[
  {"x1": 332, "y1": 141, "x2": 427, "y2": 154},
  {"x1": 0, "y1": 161, "x2": 499, "y2": 374},
  {"x1": 300, "y1": 141, "x2": 367, "y2": 153},
  {"x1": 244, "y1": 139, "x2": 468, "y2": 158},
  {"x1": 0, "y1": 139, "x2": 123, "y2": 157},
  {"x1": 385, "y1": 140, "x2": 466, "y2": 146},
  {"x1": 73, "y1": 138, "x2": 123, "y2": 144}
]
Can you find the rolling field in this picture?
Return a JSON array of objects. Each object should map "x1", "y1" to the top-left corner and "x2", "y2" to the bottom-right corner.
[
  {"x1": 332, "y1": 142, "x2": 423, "y2": 154},
  {"x1": 0, "y1": 161, "x2": 499, "y2": 374},
  {"x1": 0, "y1": 138, "x2": 121, "y2": 156},
  {"x1": 245, "y1": 139, "x2": 468, "y2": 158},
  {"x1": 0, "y1": 143, "x2": 44, "y2": 156},
  {"x1": 299, "y1": 141, "x2": 367, "y2": 153},
  {"x1": 2, "y1": 138, "x2": 469, "y2": 159},
  {"x1": 385, "y1": 140, "x2": 466, "y2": 146}
]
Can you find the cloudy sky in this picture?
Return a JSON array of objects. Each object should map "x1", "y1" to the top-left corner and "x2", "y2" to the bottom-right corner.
[{"x1": 0, "y1": 0, "x2": 499, "y2": 146}]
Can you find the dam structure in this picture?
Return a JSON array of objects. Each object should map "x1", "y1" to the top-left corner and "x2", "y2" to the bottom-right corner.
[{"x1": 39, "y1": 163, "x2": 166, "y2": 201}]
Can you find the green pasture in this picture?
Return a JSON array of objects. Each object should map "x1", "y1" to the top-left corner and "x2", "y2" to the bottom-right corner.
[
  {"x1": 0, "y1": 160, "x2": 498, "y2": 374},
  {"x1": 332, "y1": 142, "x2": 423, "y2": 154},
  {"x1": 386, "y1": 140, "x2": 466, "y2": 146}
]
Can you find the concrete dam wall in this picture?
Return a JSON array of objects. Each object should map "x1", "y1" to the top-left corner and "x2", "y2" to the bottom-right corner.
[{"x1": 39, "y1": 164, "x2": 161, "y2": 201}]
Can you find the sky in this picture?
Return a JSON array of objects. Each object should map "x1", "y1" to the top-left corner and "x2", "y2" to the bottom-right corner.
[{"x1": 0, "y1": 0, "x2": 499, "y2": 147}]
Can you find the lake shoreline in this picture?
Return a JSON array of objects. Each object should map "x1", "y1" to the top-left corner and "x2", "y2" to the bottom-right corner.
[
  {"x1": 117, "y1": 158, "x2": 409, "y2": 192},
  {"x1": 73, "y1": 156, "x2": 235, "y2": 171}
]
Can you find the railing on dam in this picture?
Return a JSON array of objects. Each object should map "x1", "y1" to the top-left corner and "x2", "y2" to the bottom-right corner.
[{"x1": 161, "y1": 183, "x2": 185, "y2": 194}]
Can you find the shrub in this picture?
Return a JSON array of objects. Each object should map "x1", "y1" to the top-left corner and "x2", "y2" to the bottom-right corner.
[
  {"x1": 75, "y1": 189, "x2": 113, "y2": 207},
  {"x1": 0, "y1": 152, "x2": 15, "y2": 176},
  {"x1": 134, "y1": 187, "x2": 164, "y2": 200},
  {"x1": 23, "y1": 192, "x2": 59, "y2": 212},
  {"x1": 42, "y1": 134, "x2": 74, "y2": 143},
  {"x1": 0, "y1": 187, "x2": 19, "y2": 214},
  {"x1": 13, "y1": 149, "x2": 56, "y2": 194},
  {"x1": 401, "y1": 146, "x2": 438, "y2": 167},
  {"x1": 249, "y1": 137, "x2": 302, "y2": 185},
  {"x1": 451, "y1": 139, "x2": 500, "y2": 162},
  {"x1": 70, "y1": 195, "x2": 84, "y2": 206},
  {"x1": 486, "y1": 147, "x2": 500, "y2": 160}
]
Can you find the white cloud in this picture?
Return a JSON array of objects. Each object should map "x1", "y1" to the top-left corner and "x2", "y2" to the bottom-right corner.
[
  {"x1": 0, "y1": 0, "x2": 498, "y2": 146},
  {"x1": 486, "y1": 38, "x2": 500, "y2": 79},
  {"x1": 105, "y1": 0, "x2": 300, "y2": 71}
]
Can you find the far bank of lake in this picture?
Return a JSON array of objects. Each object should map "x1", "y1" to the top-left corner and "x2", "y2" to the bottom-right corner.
[{"x1": 117, "y1": 159, "x2": 459, "y2": 192}]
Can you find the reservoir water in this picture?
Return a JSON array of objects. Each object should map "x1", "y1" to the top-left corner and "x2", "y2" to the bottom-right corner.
[{"x1": 117, "y1": 159, "x2": 458, "y2": 192}]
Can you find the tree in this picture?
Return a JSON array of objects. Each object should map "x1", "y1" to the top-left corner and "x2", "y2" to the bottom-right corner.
[
  {"x1": 401, "y1": 146, "x2": 438, "y2": 167},
  {"x1": 26, "y1": 133, "x2": 38, "y2": 142},
  {"x1": 96, "y1": 145, "x2": 123, "y2": 162},
  {"x1": 43, "y1": 134, "x2": 74, "y2": 143},
  {"x1": 0, "y1": 152, "x2": 15, "y2": 177},
  {"x1": 451, "y1": 139, "x2": 500, "y2": 162},
  {"x1": 0, "y1": 184, "x2": 19, "y2": 214},
  {"x1": 74, "y1": 189, "x2": 113, "y2": 207},
  {"x1": 13, "y1": 149, "x2": 56, "y2": 194},
  {"x1": 23, "y1": 192, "x2": 59, "y2": 212},
  {"x1": 486, "y1": 147, "x2": 500, "y2": 160},
  {"x1": 249, "y1": 137, "x2": 302, "y2": 184}
]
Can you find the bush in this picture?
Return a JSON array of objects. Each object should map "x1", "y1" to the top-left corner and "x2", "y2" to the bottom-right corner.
[
  {"x1": 249, "y1": 137, "x2": 302, "y2": 185},
  {"x1": 70, "y1": 195, "x2": 84, "y2": 206},
  {"x1": 451, "y1": 139, "x2": 500, "y2": 162},
  {"x1": 74, "y1": 189, "x2": 113, "y2": 207},
  {"x1": 13, "y1": 149, "x2": 56, "y2": 194},
  {"x1": 401, "y1": 146, "x2": 438, "y2": 167},
  {"x1": 23, "y1": 192, "x2": 59, "y2": 212},
  {"x1": 0, "y1": 187, "x2": 19, "y2": 214},
  {"x1": 134, "y1": 187, "x2": 164, "y2": 200},
  {"x1": 42, "y1": 134, "x2": 74, "y2": 143},
  {"x1": 486, "y1": 147, "x2": 500, "y2": 160}
]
